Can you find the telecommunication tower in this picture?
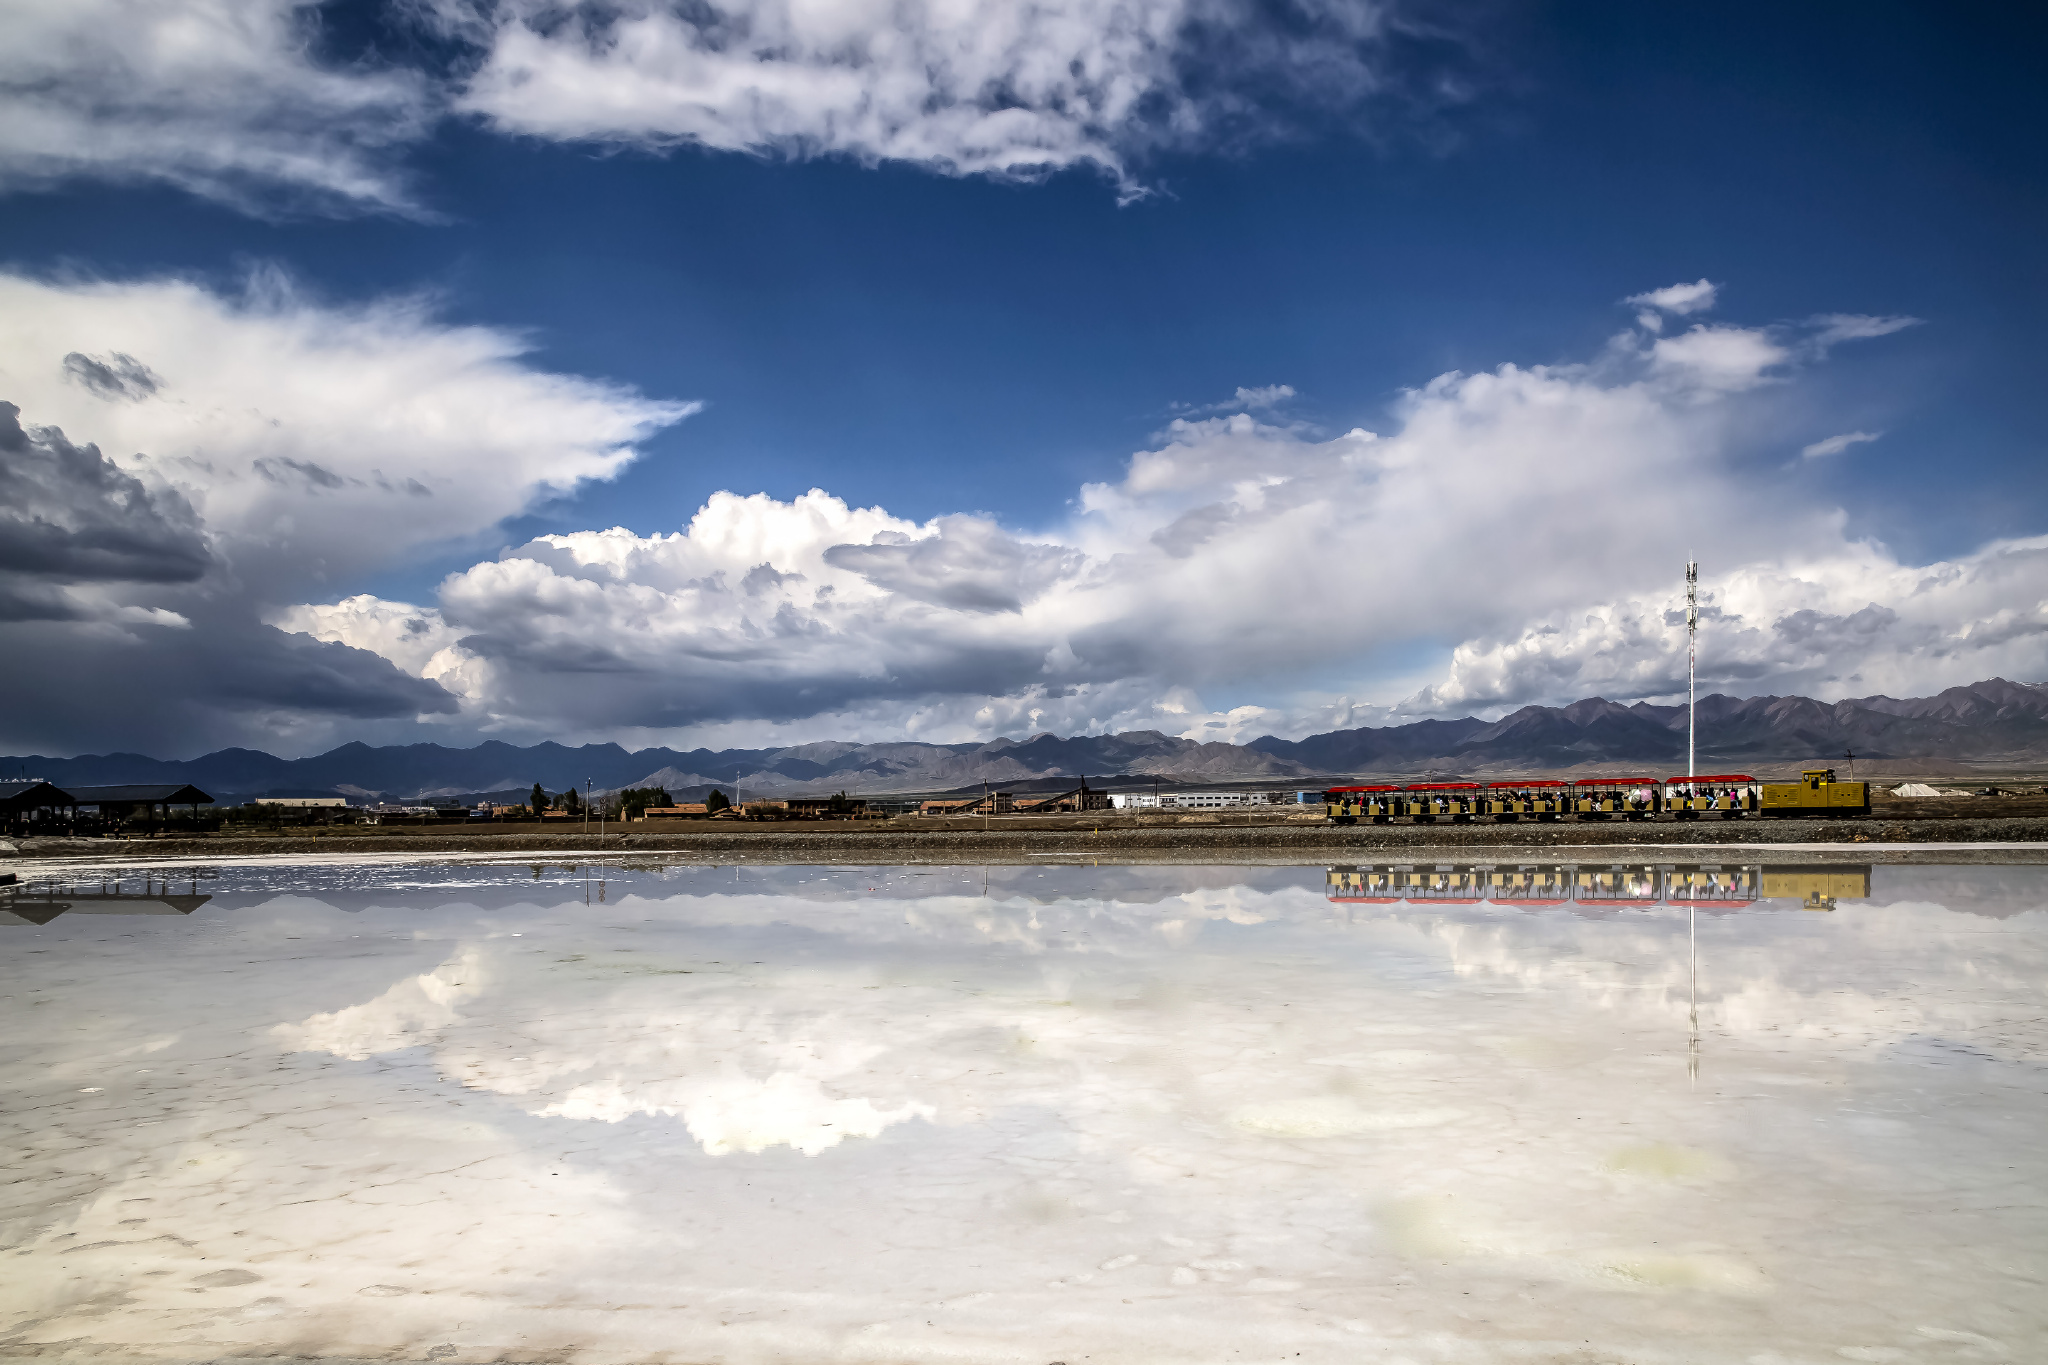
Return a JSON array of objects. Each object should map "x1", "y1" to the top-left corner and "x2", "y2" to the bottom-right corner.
[
  {"x1": 1686, "y1": 559, "x2": 1699, "y2": 780},
  {"x1": 1685, "y1": 557, "x2": 1701, "y2": 1087}
]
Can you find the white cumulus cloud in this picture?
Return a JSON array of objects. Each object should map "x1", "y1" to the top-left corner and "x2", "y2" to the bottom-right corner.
[
  {"x1": 1646, "y1": 324, "x2": 1787, "y2": 393},
  {"x1": 0, "y1": 269, "x2": 696, "y2": 589},
  {"x1": 275, "y1": 289, "x2": 2019, "y2": 745},
  {"x1": 1403, "y1": 535, "x2": 2048, "y2": 714},
  {"x1": 1232, "y1": 384, "x2": 1297, "y2": 410},
  {"x1": 1626, "y1": 278, "x2": 1719, "y2": 316}
]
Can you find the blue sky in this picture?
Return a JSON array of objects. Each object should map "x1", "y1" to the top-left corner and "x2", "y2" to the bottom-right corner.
[{"x1": 1, "y1": 0, "x2": 2043, "y2": 755}]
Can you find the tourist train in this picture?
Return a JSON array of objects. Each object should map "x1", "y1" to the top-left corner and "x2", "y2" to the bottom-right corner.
[
  {"x1": 1323, "y1": 862, "x2": 1871, "y2": 911},
  {"x1": 1323, "y1": 767, "x2": 1870, "y2": 823}
]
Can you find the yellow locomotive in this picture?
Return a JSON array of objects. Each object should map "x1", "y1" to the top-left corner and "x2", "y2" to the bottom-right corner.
[{"x1": 1758, "y1": 768, "x2": 1870, "y2": 817}]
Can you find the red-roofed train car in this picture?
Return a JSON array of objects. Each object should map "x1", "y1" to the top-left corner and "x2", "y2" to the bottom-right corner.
[
  {"x1": 1405, "y1": 782, "x2": 1483, "y2": 824},
  {"x1": 1323, "y1": 785, "x2": 1402, "y2": 825},
  {"x1": 1569, "y1": 777, "x2": 1662, "y2": 820},
  {"x1": 1482, "y1": 779, "x2": 1568, "y2": 822},
  {"x1": 1664, "y1": 774, "x2": 1760, "y2": 820}
]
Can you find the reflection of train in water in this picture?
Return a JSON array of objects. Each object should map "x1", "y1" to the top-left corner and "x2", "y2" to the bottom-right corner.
[
  {"x1": 1325, "y1": 768, "x2": 1870, "y2": 823},
  {"x1": 1324, "y1": 863, "x2": 1871, "y2": 911}
]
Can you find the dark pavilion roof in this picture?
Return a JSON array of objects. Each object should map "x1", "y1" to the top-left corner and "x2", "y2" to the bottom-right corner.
[
  {"x1": 0, "y1": 780, "x2": 75, "y2": 811},
  {"x1": 63, "y1": 784, "x2": 214, "y2": 805}
]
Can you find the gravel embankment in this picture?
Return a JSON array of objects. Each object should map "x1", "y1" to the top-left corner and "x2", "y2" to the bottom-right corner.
[{"x1": 8, "y1": 813, "x2": 2048, "y2": 865}]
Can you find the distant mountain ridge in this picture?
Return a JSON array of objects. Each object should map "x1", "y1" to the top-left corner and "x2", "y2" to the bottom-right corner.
[
  {"x1": 7, "y1": 679, "x2": 2045, "y2": 802},
  {"x1": 1257, "y1": 678, "x2": 2048, "y2": 772}
]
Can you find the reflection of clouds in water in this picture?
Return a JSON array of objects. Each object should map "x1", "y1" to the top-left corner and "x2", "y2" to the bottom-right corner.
[
  {"x1": 272, "y1": 949, "x2": 482, "y2": 1060},
  {"x1": 619, "y1": 883, "x2": 1292, "y2": 955},
  {"x1": 1412, "y1": 899, "x2": 2048, "y2": 1062},
  {"x1": 269, "y1": 879, "x2": 2048, "y2": 1173},
  {"x1": 276, "y1": 942, "x2": 947, "y2": 1155},
  {"x1": 180, "y1": 860, "x2": 1317, "y2": 920},
  {"x1": 158, "y1": 863, "x2": 2047, "y2": 1361},
  {"x1": 543, "y1": 1071, "x2": 934, "y2": 1155},
  {"x1": 268, "y1": 899, "x2": 1450, "y2": 1171}
]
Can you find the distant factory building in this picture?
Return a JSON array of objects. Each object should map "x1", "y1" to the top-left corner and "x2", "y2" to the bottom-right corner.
[
  {"x1": 1109, "y1": 790, "x2": 1292, "y2": 810},
  {"x1": 639, "y1": 803, "x2": 713, "y2": 819},
  {"x1": 1012, "y1": 782, "x2": 1110, "y2": 814},
  {"x1": 921, "y1": 793, "x2": 1011, "y2": 816}
]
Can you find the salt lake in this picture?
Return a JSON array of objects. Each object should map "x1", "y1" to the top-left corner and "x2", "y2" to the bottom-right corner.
[{"x1": 2, "y1": 856, "x2": 2044, "y2": 1363}]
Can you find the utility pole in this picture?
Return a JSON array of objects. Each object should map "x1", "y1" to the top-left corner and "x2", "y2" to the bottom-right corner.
[{"x1": 1686, "y1": 558, "x2": 1699, "y2": 782}]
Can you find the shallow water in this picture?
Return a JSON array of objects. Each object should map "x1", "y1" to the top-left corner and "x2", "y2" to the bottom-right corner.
[{"x1": 3, "y1": 858, "x2": 2044, "y2": 1363}]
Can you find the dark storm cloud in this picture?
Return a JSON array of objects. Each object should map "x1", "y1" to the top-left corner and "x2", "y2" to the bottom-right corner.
[
  {"x1": 61, "y1": 351, "x2": 162, "y2": 401},
  {"x1": 213, "y1": 627, "x2": 462, "y2": 718},
  {"x1": 463, "y1": 636, "x2": 1051, "y2": 732},
  {"x1": 0, "y1": 614, "x2": 460, "y2": 755},
  {"x1": 0, "y1": 401, "x2": 210, "y2": 615},
  {"x1": 0, "y1": 398, "x2": 456, "y2": 749},
  {"x1": 0, "y1": 580, "x2": 86, "y2": 624}
]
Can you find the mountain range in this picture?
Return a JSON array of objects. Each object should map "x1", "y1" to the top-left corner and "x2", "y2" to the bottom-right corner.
[{"x1": 7, "y1": 679, "x2": 2045, "y2": 803}]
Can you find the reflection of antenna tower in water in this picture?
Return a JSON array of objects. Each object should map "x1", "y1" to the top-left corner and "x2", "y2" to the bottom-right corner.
[{"x1": 1688, "y1": 901, "x2": 1700, "y2": 1083}]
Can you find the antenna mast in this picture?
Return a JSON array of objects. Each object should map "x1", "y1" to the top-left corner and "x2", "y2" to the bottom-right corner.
[{"x1": 1686, "y1": 559, "x2": 1698, "y2": 780}]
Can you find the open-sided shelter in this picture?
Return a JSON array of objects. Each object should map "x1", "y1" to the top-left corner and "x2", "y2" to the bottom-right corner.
[
  {"x1": 64, "y1": 784, "x2": 214, "y2": 826},
  {"x1": 0, "y1": 780, "x2": 76, "y2": 831}
]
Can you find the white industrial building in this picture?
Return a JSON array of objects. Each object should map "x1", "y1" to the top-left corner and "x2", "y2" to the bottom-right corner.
[{"x1": 1110, "y1": 791, "x2": 1296, "y2": 810}]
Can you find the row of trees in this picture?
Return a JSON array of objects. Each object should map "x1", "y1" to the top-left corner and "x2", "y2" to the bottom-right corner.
[
  {"x1": 530, "y1": 783, "x2": 589, "y2": 818},
  {"x1": 526, "y1": 784, "x2": 734, "y2": 819}
]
